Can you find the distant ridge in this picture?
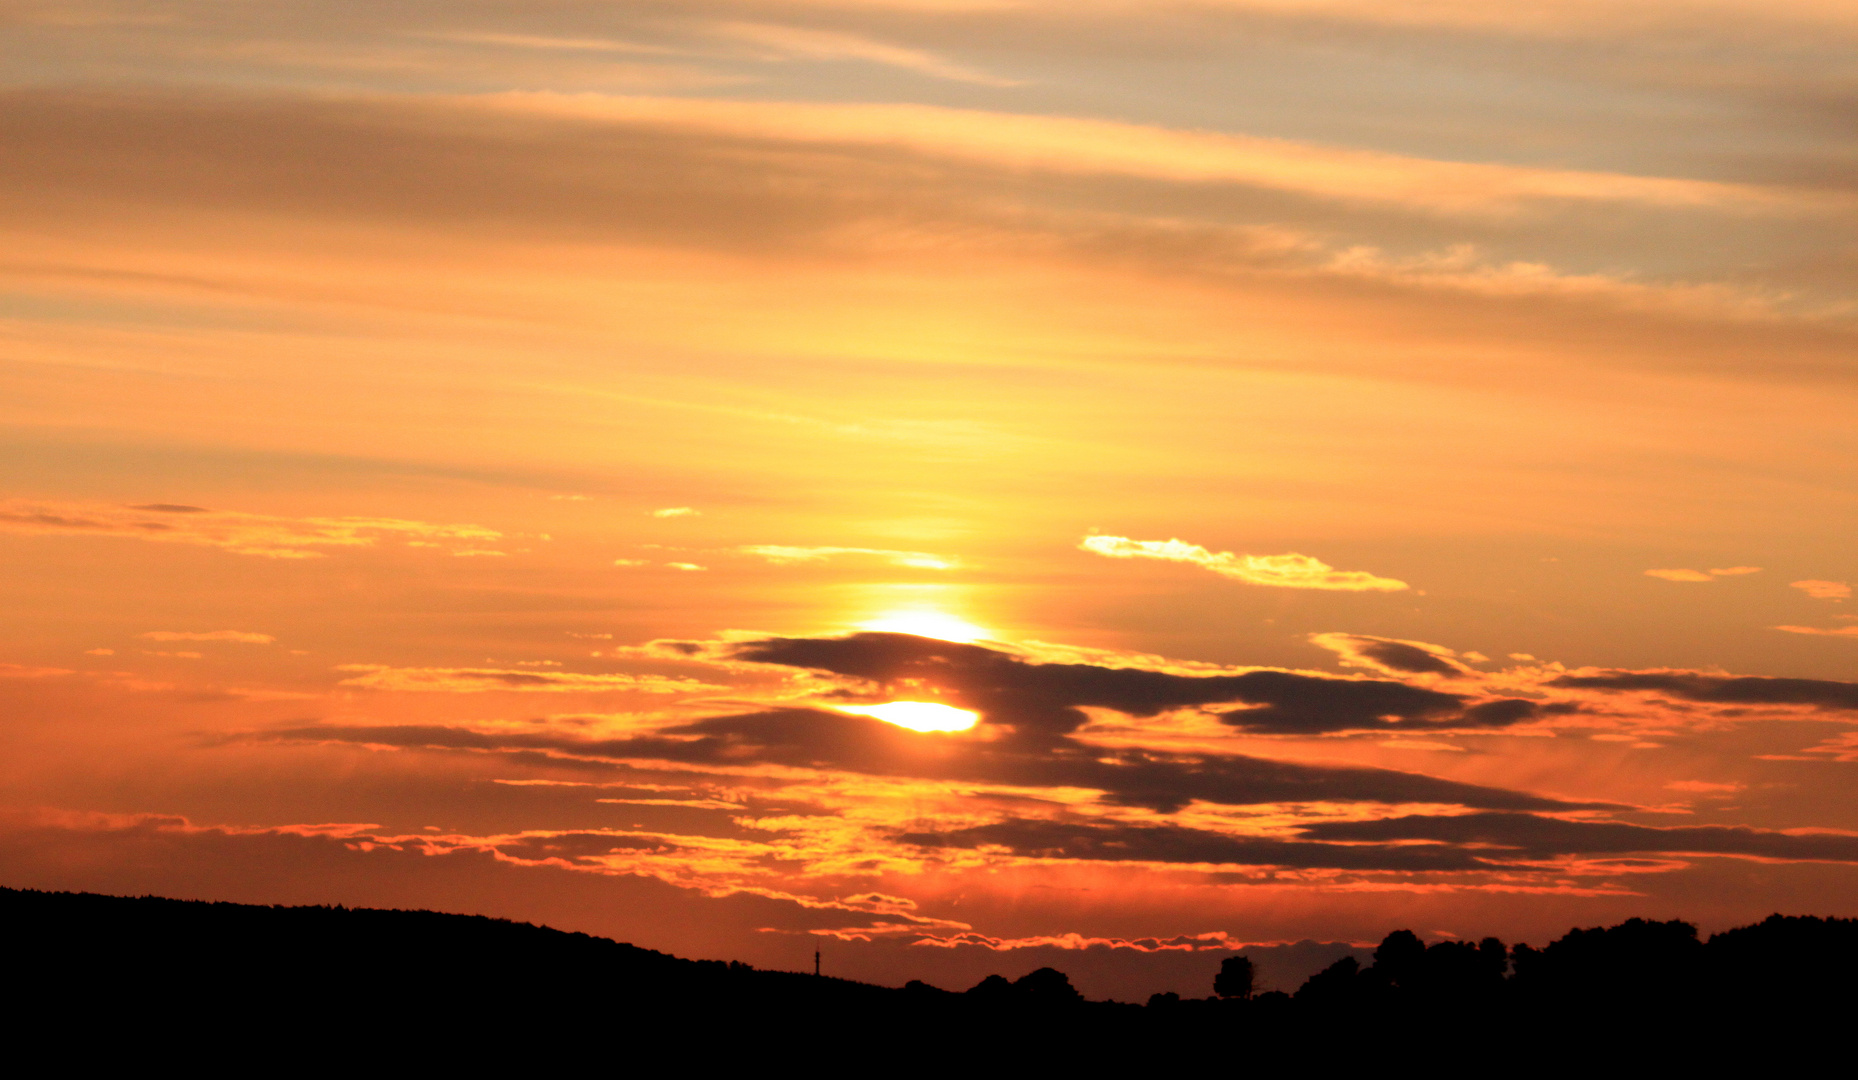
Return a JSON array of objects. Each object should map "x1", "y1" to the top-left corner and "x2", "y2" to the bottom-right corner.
[{"x1": 6, "y1": 886, "x2": 1854, "y2": 1063}]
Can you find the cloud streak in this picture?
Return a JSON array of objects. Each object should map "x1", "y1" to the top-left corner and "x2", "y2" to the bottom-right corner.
[
  {"x1": 1309, "y1": 634, "x2": 1473, "y2": 676},
  {"x1": 1302, "y1": 812, "x2": 1858, "y2": 864},
  {"x1": 140, "y1": 631, "x2": 276, "y2": 644},
  {"x1": 258, "y1": 706, "x2": 1598, "y2": 814},
  {"x1": 1645, "y1": 567, "x2": 1761, "y2": 582},
  {"x1": 0, "y1": 500, "x2": 501, "y2": 560},
  {"x1": 333, "y1": 666, "x2": 720, "y2": 694},
  {"x1": 1081, "y1": 536, "x2": 1408, "y2": 592},
  {"x1": 1550, "y1": 671, "x2": 1858, "y2": 710},
  {"x1": 900, "y1": 819, "x2": 1498, "y2": 871},
  {"x1": 739, "y1": 545, "x2": 955, "y2": 569},
  {"x1": 1791, "y1": 580, "x2": 1851, "y2": 600},
  {"x1": 708, "y1": 22, "x2": 1019, "y2": 86},
  {"x1": 487, "y1": 93, "x2": 1791, "y2": 217}
]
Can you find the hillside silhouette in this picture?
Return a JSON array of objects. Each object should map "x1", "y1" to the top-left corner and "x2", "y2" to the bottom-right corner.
[{"x1": 7, "y1": 886, "x2": 1853, "y2": 1063}]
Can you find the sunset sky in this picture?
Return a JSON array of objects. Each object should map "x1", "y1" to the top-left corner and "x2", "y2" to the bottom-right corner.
[{"x1": 5, "y1": 0, "x2": 1858, "y2": 998}]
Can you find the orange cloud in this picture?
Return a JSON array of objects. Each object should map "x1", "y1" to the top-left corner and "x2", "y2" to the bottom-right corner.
[
  {"x1": 140, "y1": 630, "x2": 276, "y2": 644},
  {"x1": 1791, "y1": 580, "x2": 1851, "y2": 600},
  {"x1": 1644, "y1": 567, "x2": 1760, "y2": 582},
  {"x1": 0, "y1": 500, "x2": 500, "y2": 559},
  {"x1": 0, "y1": 663, "x2": 75, "y2": 679},
  {"x1": 332, "y1": 665, "x2": 721, "y2": 694},
  {"x1": 914, "y1": 930, "x2": 1245, "y2": 953},
  {"x1": 1309, "y1": 633, "x2": 1472, "y2": 676},
  {"x1": 739, "y1": 545, "x2": 955, "y2": 569},
  {"x1": 1081, "y1": 536, "x2": 1408, "y2": 591}
]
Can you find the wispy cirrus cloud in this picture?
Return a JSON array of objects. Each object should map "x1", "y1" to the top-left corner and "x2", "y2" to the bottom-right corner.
[
  {"x1": 1644, "y1": 566, "x2": 1761, "y2": 582},
  {"x1": 708, "y1": 22, "x2": 1019, "y2": 86},
  {"x1": 1157, "y1": 0, "x2": 1858, "y2": 39},
  {"x1": 0, "y1": 500, "x2": 501, "y2": 559},
  {"x1": 11, "y1": 85, "x2": 1843, "y2": 356},
  {"x1": 738, "y1": 545, "x2": 955, "y2": 569},
  {"x1": 139, "y1": 630, "x2": 275, "y2": 644},
  {"x1": 333, "y1": 665, "x2": 720, "y2": 694},
  {"x1": 0, "y1": 663, "x2": 75, "y2": 679},
  {"x1": 422, "y1": 32, "x2": 684, "y2": 56},
  {"x1": 427, "y1": 19, "x2": 1017, "y2": 86},
  {"x1": 485, "y1": 93, "x2": 1790, "y2": 217},
  {"x1": 1081, "y1": 535, "x2": 1408, "y2": 592}
]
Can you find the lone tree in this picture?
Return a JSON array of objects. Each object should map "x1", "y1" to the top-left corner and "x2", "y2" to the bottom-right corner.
[{"x1": 1215, "y1": 955, "x2": 1256, "y2": 999}]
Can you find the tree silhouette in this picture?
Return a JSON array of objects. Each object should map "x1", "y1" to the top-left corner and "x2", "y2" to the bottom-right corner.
[
  {"x1": 1371, "y1": 928, "x2": 1425, "y2": 991},
  {"x1": 1294, "y1": 955, "x2": 1361, "y2": 1005},
  {"x1": 1014, "y1": 966, "x2": 1084, "y2": 1004},
  {"x1": 1215, "y1": 955, "x2": 1255, "y2": 999}
]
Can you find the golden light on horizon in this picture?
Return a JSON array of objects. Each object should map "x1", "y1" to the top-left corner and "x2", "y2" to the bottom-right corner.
[
  {"x1": 836, "y1": 701, "x2": 981, "y2": 733},
  {"x1": 855, "y1": 609, "x2": 990, "y2": 643}
]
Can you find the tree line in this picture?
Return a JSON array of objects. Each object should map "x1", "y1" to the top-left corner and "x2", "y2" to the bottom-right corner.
[{"x1": 6, "y1": 886, "x2": 1851, "y2": 1065}]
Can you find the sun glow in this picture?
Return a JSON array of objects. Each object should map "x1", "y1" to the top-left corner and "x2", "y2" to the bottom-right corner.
[
  {"x1": 837, "y1": 701, "x2": 980, "y2": 733},
  {"x1": 856, "y1": 610, "x2": 989, "y2": 642}
]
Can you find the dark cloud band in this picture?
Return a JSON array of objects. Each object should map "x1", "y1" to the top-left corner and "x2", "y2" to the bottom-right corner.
[
  {"x1": 1302, "y1": 813, "x2": 1858, "y2": 862},
  {"x1": 1552, "y1": 673, "x2": 1858, "y2": 711},
  {"x1": 732, "y1": 633, "x2": 1538, "y2": 736},
  {"x1": 262, "y1": 707, "x2": 1600, "y2": 813}
]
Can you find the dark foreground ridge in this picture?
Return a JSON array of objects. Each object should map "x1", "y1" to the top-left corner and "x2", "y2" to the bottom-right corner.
[{"x1": 7, "y1": 886, "x2": 1854, "y2": 1063}]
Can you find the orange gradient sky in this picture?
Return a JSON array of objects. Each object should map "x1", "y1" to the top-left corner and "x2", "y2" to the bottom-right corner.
[{"x1": 4, "y1": 0, "x2": 1858, "y2": 998}]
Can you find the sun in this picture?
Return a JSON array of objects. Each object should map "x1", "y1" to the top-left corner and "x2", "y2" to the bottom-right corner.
[
  {"x1": 836, "y1": 701, "x2": 980, "y2": 733},
  {"x1": 856, "y1": 609, "x2": 989, "y2": 643}
]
